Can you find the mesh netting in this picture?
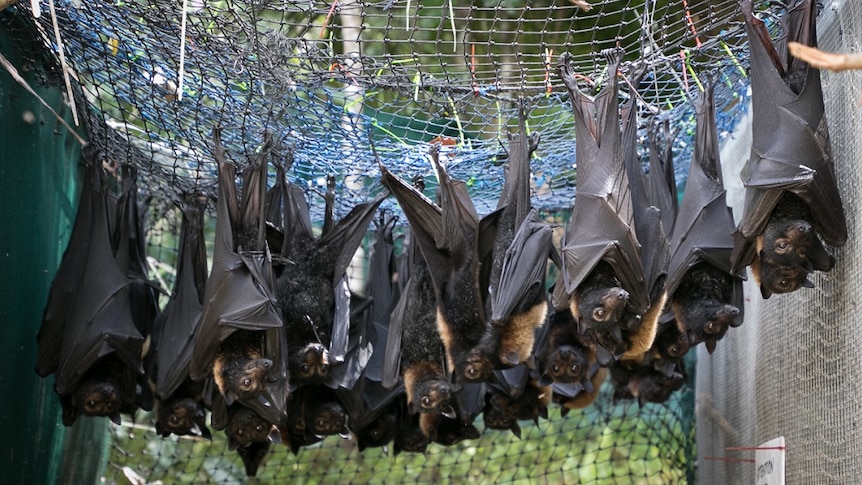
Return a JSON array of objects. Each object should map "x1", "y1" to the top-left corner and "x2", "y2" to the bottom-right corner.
[{"x1": 0, "y1": 0, "x2": 789, "y2": 482}]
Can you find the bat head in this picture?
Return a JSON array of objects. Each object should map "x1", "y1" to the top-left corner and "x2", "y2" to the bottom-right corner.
[
  {"x1": 644, "y1": 324, "x2": 690, "y2": 377},
  {"x1": 225, "y1": 406, "x2": 280, "y2": 451},
  {"x1": 672, "y1": 296, "x2": 739, "y2": 355},
  {"x1": 483, "y1": 400, "x2": 522, "y2": 439},
  {"x1": 421, "y1": 413, "x2": 481, "y2": 445},
  {"x1": 64, "y1": 379, "x2": 125, "y2": 426},
  {"x1": 214, "y1": 355, "x2": 273, "y2": 405},
  {"x1": 289, "y1": 343, "x2": 330, "y2": 385},
  {"x1": 540, "y1": 344, "x2": 589, "y2": 385},
  {"x1": 356, "y1": 410, "x2": 398, "y2": 452},
  {"x1": 573, "y1": 285, "x2": 630, "y2": 334},
  {"x1": 459, "y1": 348, "x2": 494, "y2": 383},
  {"x1": 407, "y1": 378, "x2": 453, "y2": 417},
  {"x1": 628, "y1": 366, "x2": 686, "y2": 407},
  {"x1": 156, "y1": 396, "x2": 211, "y2": 439},
  {"x1": 237, "y1": 441, "x2": 271, "y2": 477},
  {"x1": 756, "y1": 217, "x2": 835, "y2": 296},
  {"x1": 306, "y1": 399, "x2": 349, "y2": 437},
  {"x1": 394, "y1": 412, "x2": 429, "y2": 455}
]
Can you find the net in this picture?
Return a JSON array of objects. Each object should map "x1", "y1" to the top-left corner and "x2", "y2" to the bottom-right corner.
[{"x1": 0, "y1": 0, "x2": 778, "y2": 482}]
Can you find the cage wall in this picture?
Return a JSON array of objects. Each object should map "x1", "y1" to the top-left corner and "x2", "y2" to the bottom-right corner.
[{"x1": 696, "y1": 0, "x2": 862, "y2": 482}]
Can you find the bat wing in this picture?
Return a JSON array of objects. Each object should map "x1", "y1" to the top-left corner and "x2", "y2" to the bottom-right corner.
[
  {"x1": 54, "y1": 180, "x2": 144, "y2": 396},
  {"x1": 153, "y1": 199, "x2": 208, "y2": 399},
  {"x1": 647, "y1": 120, "x2": 679, "y2": 234},
  {"x1": 490, "y1": 210, "x2": 553, "y2": 323},
  {"x1": 364, "y1": 213, "x2": 399, "y2": 383},
  {"x1": 37, "y1": 158, "x2": 98, "y2": 377},
  {"x1": 737, "y1": 0, "x2": 845, "y2": 246}
]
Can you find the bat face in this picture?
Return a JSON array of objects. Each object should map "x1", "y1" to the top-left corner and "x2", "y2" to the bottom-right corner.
[
  {"x1": 542, "y1": 344, "x2": 589, "y2": 384},
  {"x1": 645, "y1": 323, "x2": 690, "y2": 376},
  {"x1": 482, "y1": 396, "x2": 521, "y2": 438},
  {"x1": 64, "y1": 379, "x2": 123, "y2": 426},
  {"x1": 355, "y1": 409, "x2": 398, "y2": 451},
  {"x1": 306, "y1": 400, "x2": 348, "y2": 437},
  {"x1": 672, "y1": 299, "x2": 739, "y2": 355},
  {"x1": 406, "y1": 378, "x2": 454, "y2": 417},
  {"x1": 460, "y1": 347, "x2": 495, "y2": 383},
  {"x1": 225, "y1": 406, "x2": 278, "y2": 450},
  {"x1": 236, "y1": 441, "x2": 270, "y2": 477},
  {"x1": 156, "y1": 396, "x2": 210, "y2": 439},
  {"x1": 288, "y1": 343, "x2": 330, "y2": 385},
  {"x1": 420, "y1": 413, "x2": 481, "y2": 445},
  {"x1": 574, "y1": 285, "x2": 630, "y2": 332},
  {"x1": 213, "y1": 355, "x2": 273, "y2": 405}
]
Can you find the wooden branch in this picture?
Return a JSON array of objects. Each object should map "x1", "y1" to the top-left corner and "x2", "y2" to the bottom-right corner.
[{"x1": 788, "y1": 41, "x2": 862, "y2": 72}]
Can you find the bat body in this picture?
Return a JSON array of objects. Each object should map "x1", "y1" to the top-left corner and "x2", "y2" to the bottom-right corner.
[
  {"x1": 380, "y1": 150, "x2": 495, "y2": 384},
  {"x1": 40, "y1": 157, "x2": 153, "y2": 426},
  {"x1": 276, "y1": 174, "x2": 386, "y2": 386},
  {"x1": 555, "y1": 49, "x2": 656, "y2": 363},
  {"x1": 148, "y1": 198, "x2": 211, "y2": 438},
  {"x1": 482, "y1": 104, "x2": 553, "y2": 368},
  {"x1": 666, "y1": 83, "x2": 744, "y2": 353},
  {"x1": 732, "y1": 0, "x2": 846, "y2": 297},
  {"x1": 390, "y1": 231, "x2": 454, "y2": 417},
  {"x1": 354, "y1": 399, "x2": 400, "y2": 452},
  {"x1": 190, "y1": 130, "x2": 288, "y2": 425}
]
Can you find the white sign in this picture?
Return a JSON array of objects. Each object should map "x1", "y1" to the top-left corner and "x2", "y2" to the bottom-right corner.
[{"x1": 755, "y1": 436, "x2": 785, "y2": 485}]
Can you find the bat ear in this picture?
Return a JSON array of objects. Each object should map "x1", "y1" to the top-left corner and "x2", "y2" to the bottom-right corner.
[
  {"x1": 268, "y1": 426, "x2": 282, "y2": 443},
  {"x1": 637, "y1": 394, "x2": 647, "y2": 408},
  {"x1": 224, "y1": 392, "x2": 237, "y2": 406},
  {"x1": 538, "y1": 374, "x2": 554, "y2": 387},
  {"x1": 199, "y1": 425, "x2": 213, "y2": 440},
  {"x1": 595, "y1": 346, "x2": 614, "y2": 367},
  {"x1": 759, "y1": 284, "x2": 772, "y2": 299},
  {"x1": 705, "y1": 339, "x2": 717, "y2": 355},
  {"x1": 511, "y1": 422, "x2": 522, "y2": 439},
  {"x1": 228, "y1": 436, "x2": 241, "y2": 451},
  {"x1": 154, "y1": 420, "x2": 164, "y2": 436},
  {"x1": 109, "y1": 413, "x2": 122, "y2": 426},
  {"x1": 559, "y1": 406, "x2": 570, "y2": 417},
  {"x1": 440, "y1": 403, "x2": 457, "y2": 420},
  {"x1": 581, "y1": 378, "x2": 593, "y2": 394},
  {"x1": 802, "y1": 277, "x2": 815, "y2": 288},
  {"x1": 407, "y1": 401, "x2": 417, "y2": 415}
]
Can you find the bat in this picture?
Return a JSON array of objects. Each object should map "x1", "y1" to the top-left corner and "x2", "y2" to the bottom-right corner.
[
  {"x1": 283, "y1": 385, "x2": 350, "y2": 453},
  {"x1": 481, "y1": 102, "x2": 553, "y2": 368},
  {"x1": 147, "y1": 197, "x2": 211, "y2": 439},
  {"x1": 386, "y1": 227, "x2": 455, "y2": 418},
  {"x1": 379, "y1": 146, "x2": 496, "y2": 384},
  {"x1": 555, "y1": 49, "x2": 655, "y2": 362},
  {"x1": 732, "y1": 0, "x2": 846, "y2": 298},
  {"x1": 353, "y1": 399, "x2": 400, "y2": 452},
  {"x1": 189, "y1": 129, "x2": 288, "y2": 425},
  {"x1": 641, "y1": 317, "x2": 690, "y2": 378},
  {"x1": 224, "y1": 403, "x2": 282, "y2": 451},
  {"x1": 419, "y1": 402, "x2": 481, "y2": 446},
  {"x1": 275, "y1": 169, "x2": 387, "y2": 387},
  {"x1": 666, "y1": 82, "x2": 744, "y2": 354},
  {"x1": 40, "y1": 157, "x2": 153, "y2": 426}
]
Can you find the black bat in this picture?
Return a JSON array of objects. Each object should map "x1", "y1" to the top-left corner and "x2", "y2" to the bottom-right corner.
[
  {"x1": 419, "y1": 402, "x2": 481, "y2": 446},
  {"x1": 148, "y1": 196, "x2": 212, "y2": 438},
  {"x1": 610, "y1": 358, "x2": 685, "y2": 407},
  {"x1": 666, "y1": 82, "x2": 744, "y2": 354},
  {"x1": 189, "y1": 129, "x2": 288, "y2": 425},
  {"x1": 379, "y1": 146, "x2": 495, "y2": 384},
  {"x1": 481, "y1": 102, "x2": 553, "y2": 369},
  {"x1": 39, "y1": 157, "x2": 153, "y2": 426},
  {"x1": 641, "y1": 317, "x2": 690, "y2": 378},
  {"x1": 732, "y1": 0, "x2": 846, "y2": 298},
  {"x1": 275, "y1": 169, "x2": 387, "y2": 387},
  {"x1": 385, "y1": 227, "x2": 455, "y2": 418},
  {"x1": 555, "y1": 49, "x2": 655, "y2": 363},
  {"x1": 393, "y1": 399, "x2": 430, "y2": 455},
  {"x1": 224, "y1": 403, "x2": 282, "y2": 451},
  {"x1": 283, "y1": 384, "x2": 350, "y2": 454}
]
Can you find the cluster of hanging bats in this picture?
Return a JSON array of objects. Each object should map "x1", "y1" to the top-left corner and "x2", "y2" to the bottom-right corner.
[{"x1": 33, "y1": 0, "x2": 846, "y2": 477}]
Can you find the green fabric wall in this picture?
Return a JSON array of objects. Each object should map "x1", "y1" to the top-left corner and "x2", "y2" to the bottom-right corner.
[{"x1": 0, "y1": 25, "x2": 107, "y2": 484}]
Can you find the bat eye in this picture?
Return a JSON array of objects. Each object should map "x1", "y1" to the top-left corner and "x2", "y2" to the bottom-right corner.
[
  {"x1": 85, "y1": 399, "x2": 97, "y2": 410},
  {"x1": 316, "y1": 419, "x2": 326, "y2": 429},
  {"x1": 775, "y1": 239, "x2": 790, "y2": 254},
  {"x1": 421, "y1": 397, "x2": 432, "y2": 408},
  {"x1": 170, "y1": 415, "x2": 181, "y2": 424},
  {"x1": 704, "y1": 321, "x2": 717, "y2": 334},
  {"x1": 570, "y1": 364, "x2": 581, "y2": 375},
  {"x1": 320, "y1": 364, "x2": 329, "y2": 372},
  {"x1": 242, "y1": 378, "x2": 252, "y2": 388},
  {"x1": 593, "y1": 308, "x2": 607, "y2": 321},
  {"x1": 668, "y1": 344, "x2": 681, "y2": 357},
  {"x1": 551, "y1": 364, "x2": 561, "y2": 375},
  {"x1": 236, "y1": 429, "x2": 245, "y2": 437},
  {"x1": 301, "y1": 364, "x2": 311, "y2": 374}
]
